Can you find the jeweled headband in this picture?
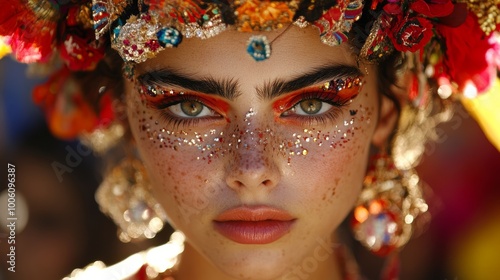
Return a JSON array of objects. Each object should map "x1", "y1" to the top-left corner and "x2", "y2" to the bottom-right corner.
[{"x1": 0, "y1": 0, "x2": 499, "y2": 150}]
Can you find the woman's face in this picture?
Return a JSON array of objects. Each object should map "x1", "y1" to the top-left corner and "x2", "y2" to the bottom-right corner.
[{"x1": 126, "y1": 26, "x2": 384, "y2": 279}]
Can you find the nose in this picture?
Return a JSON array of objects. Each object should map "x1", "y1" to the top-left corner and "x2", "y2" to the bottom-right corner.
[{"x1": 225, "y1": 132, "x2": 281, "y2": 196}]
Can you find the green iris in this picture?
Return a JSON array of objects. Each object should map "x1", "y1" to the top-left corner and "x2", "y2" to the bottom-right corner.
[
  {"x1": 180, "y1": 101, "x2": 204, "y2": 116},
  {"x1": 299, "y1": 99, "x2": 322, "y2": 114}
]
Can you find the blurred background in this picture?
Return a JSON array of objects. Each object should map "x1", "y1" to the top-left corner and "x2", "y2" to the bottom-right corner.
[
  {"x1": 0, "y1": 57, "x2": 172, "y2": 280},
  {"x1": 1, "y1": 55, "x2": 500, "y2": 280}
]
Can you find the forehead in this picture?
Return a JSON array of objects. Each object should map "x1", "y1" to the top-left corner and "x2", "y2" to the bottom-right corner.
[{"x1": 136, "y1": 25, "x2": 358, "y2": 83}]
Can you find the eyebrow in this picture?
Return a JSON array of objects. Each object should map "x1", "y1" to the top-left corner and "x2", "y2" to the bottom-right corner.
[
  {"x1": 257, "y1": 64, "x2": 363, "y2": 100},
  {"x1": 138, "y1": 64, "x2": 361, "y2": 100},
  {"x1": 138, "y1": 69, "x2": 241, "y2": 100}
]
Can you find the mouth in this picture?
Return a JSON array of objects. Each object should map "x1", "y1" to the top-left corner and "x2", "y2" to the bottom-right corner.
[{"x1": 213, "y1": 205, "x2": 296, "y2": 244}]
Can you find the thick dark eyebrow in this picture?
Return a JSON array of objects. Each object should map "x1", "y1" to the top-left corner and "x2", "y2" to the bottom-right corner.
[
  {"x1": 138, "y1": 65, "x2": 361, "y2": 101},
  {"x1": 257, "y1": 65, "x2": 363, "y2": 100},
  {"x1": 138, "y1": 68, "x2": 241, "y2": 100}
]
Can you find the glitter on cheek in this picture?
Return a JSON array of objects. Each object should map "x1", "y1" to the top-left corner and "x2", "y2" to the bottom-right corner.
[{"x1": 278, "y1": 103, "x2": 374, "y2": 165}]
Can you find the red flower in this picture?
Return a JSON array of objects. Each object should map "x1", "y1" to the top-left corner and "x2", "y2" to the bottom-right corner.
[
  {"x1": 411, "y1": 0, "x2": 454, "y2": 17},
  {"x1": 59, "y1": 28, "x2": 107, "y2": 71},
  {"x1": 389, "y1": 16, "x2": 433, "y2": 52},
  {"x1": 0, "y1": 1, "x2": 56, "y2": 63},
  {"x1": 438, "y1": 13, "x2": 500, "y2": 94}
]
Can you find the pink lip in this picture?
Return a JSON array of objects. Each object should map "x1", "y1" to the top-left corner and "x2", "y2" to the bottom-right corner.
[{"x1": 213, "y1": 206, "x2": 296, "y2": 244}]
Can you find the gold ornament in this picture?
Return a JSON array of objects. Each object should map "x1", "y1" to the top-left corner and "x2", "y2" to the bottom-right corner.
[
  {"x1": 96, "y1": 158, "x2": 168, "y2": 242},
  {"x1": 351, "y1": 154, "x2": 429, "y2": 256},
  {"x1": 466, "y1": 0, "x2": 500, "y2": 35}
]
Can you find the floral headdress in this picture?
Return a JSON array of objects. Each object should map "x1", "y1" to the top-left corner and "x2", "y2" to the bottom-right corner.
[{"x1": 0, "y1": 0, "x2": 499, "y2": 151}]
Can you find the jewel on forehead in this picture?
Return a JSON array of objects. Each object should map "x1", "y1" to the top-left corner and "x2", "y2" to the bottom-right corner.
[{"x1": 246, "y1": 35, "x2": 271, "y2": 61}]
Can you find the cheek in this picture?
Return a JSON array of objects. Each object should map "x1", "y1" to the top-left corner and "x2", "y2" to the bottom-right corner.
[
  {"x1": 127, "y1": 93, "x2": 224, "y2": 221},
  {"x1": 287, "y1": 103, "x2": 375, "y2": 209}
]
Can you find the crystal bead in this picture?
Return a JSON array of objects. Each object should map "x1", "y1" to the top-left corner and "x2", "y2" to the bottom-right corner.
[{"x1": 352, "y1": 209, "x2": 401, "y2": 256}]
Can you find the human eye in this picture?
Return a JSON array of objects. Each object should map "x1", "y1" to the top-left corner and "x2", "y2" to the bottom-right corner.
[
  {"x1": 280, "y1": 92, "x2": 344, "y2": 125},
  {"x1": 138, "y1": 83, "x2": 228, "y2": 127},
  {"x1": 283, "y1": 97, "x2": 334, "y2": 116},
  {"x1": 275, "y1": 76, "x2": 363, "y2": 125},
  {"x1": 162, "y1": 96, "x2": 219, "y2": 118}
]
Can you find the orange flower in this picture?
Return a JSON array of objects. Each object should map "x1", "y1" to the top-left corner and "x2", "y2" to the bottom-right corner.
[
  {"x1": 236, "y1": 1, "x2": 295, "y2": 32},
  {"x1": 33, "y1": 67, "x2": 99, "y2": 139}
]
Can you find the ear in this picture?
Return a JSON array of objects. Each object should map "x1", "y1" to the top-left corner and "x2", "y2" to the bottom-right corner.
[
  {"x1": 371, "y1": 74, "x2": 410, "y2": 148},
  {"x1": 371, "y1": 95, "x2": 399, "y2": 148}
]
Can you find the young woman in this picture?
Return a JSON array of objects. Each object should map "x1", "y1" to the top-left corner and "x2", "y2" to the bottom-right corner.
[{"x1": 1, "y1": 1, "x2": 499, "y2": 279}]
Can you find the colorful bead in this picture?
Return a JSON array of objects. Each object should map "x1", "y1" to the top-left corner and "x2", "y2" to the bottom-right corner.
[
  {"x1": 157, "y1": 27, "x2": 182, "y2": 47},
  {"x1": 352, "y1": 204, "x2": 400, "y2": 256}
]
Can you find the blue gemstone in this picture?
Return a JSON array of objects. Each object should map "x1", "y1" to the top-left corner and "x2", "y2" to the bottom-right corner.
[
  {"x1": 111, "y1": 19, "x2": 125, "y2": 42},
  {"x1": 157, "y1": 27, "x2": 182, "y2": 47},
  {"x1": 112, "y1": 25, "x2": 121, "y2": 41},
  {"x1": 246, "y1": 35, "x2": 271, "y2": 62},
  {"x1": 92, "y1": 4, "x2": 107, "y2": 14}
]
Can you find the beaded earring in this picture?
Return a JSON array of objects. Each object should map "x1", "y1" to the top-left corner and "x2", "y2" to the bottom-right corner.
[
  {"x1": 96, "y1": 157, "x2": 169, "y2": 242},
  {"x1": 350, "y1": 153, "x2": 428, "y2": 256}
]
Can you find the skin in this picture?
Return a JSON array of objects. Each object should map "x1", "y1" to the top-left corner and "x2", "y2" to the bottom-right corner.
[{"x1": 125, "y1": 25, "x2": 397, "y2": 280}]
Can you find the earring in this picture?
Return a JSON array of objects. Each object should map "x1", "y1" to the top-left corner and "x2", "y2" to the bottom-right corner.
[
  {"x1": 351, "y1": 153, "x2": 428, "y2": 256},
  {"x1": 96, "y1": 157, "x2": 168, "y2": 242}
]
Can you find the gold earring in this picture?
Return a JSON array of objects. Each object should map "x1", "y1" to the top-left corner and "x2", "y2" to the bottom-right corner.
[
  {"x1": 96, "y1": 158, "x2": 168, "y2": 242},
  {"x1": 351, "y1": 153, "x2": 428, "y2": 256}
]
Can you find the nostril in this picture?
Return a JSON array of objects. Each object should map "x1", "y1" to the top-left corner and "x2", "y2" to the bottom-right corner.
[
  {"x1": 262, "y1": 179, "x2": 272, "y2": 187},
  {"x1": 233, "y1": 181, "x2": 244, "y2": 188}
]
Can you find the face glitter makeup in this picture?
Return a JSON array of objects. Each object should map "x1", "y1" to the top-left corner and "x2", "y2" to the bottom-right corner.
[{"x1": 131, "y1": 69, "x2": 372, "y2": 166}]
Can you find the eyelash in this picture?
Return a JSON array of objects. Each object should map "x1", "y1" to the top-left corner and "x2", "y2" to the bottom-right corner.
[
  {"x1": 280, "y1": 91, "x2": 349, "y2": 126},
  {"x1": 148, "y1": 94, "x2": 223, "y2": 128}
]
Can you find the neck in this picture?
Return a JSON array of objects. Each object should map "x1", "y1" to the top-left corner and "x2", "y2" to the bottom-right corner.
[{"x1": 175, "y1": 237, "x2": 346, "y2": 280}]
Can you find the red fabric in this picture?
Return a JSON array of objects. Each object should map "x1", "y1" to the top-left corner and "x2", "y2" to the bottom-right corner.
[{"x1": 411, "y1": 0, "x2": 454, "y2": 17}]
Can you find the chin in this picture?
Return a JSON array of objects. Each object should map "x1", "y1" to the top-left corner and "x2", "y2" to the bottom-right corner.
[
  {"x1": 211, "y1": 248, "x2": 293, "y2": 280},
  {"x1": 220, "y1": 262, "x2": 289, "y2": 280}
]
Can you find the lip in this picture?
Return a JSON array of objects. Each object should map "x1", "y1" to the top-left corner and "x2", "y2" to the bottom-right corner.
[{"x1": 213, "y1": 206, "x2": 296, "y2": 244}]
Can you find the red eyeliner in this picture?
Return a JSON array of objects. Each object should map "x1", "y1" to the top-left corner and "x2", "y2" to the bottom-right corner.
[
  {"x1": 139, "y1": 84, "x2": 230, "y2": 116},
  {"x1": 272, "y1": 85, "x2": 361, "y2": 115}
]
